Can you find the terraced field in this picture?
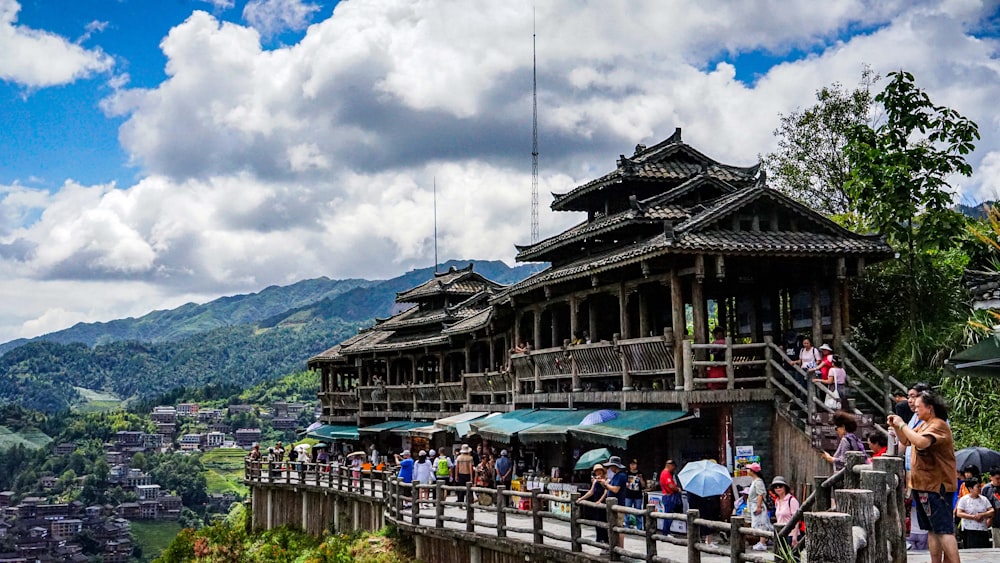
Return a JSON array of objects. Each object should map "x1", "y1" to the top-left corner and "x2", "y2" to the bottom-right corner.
[
  {"x1": 201, "y1": 448, "x2": 249, "y2": 496},
  {"x1": 0, "y1": 425, "x2": 51, "y2": 450}
]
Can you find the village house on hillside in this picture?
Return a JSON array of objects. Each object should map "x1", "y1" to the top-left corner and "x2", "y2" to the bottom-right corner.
[{"x1": 308, "y1": 129, "x2": 894, "y2": 483}]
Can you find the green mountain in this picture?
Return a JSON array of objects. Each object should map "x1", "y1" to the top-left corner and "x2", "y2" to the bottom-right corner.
[
  {"x1": 0, "y1": 277, "x2": 373, "y2": 356},
  {"x1": 0, "y1": 260, "x2": 542, "y2": 412}
]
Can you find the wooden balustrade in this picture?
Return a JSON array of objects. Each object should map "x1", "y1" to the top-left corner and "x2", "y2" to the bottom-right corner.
[{"x1": 247, "y1": 451, "x2": 906, "y2": 563}]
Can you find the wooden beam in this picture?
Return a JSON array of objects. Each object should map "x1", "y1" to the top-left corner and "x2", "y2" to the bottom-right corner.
[
  {"x1": 670, "y1": 268, "x2": 685, "y2": 390},
  {"x1": 811, "y1": 279, "x2": 823, "y2": 345}
]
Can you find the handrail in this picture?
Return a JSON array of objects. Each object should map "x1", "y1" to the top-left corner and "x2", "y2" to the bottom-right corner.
[{"x1": 245, "y1": 451, "x2": 906, "y2": 563}]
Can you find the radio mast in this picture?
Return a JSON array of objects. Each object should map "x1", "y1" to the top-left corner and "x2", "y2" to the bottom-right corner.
[{"x1": 530, "y1": 12, "x2": 539, "y2": 244}]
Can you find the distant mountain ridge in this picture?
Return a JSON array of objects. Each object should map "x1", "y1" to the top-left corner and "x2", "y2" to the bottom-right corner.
[{"x1": 0, "y1": 260, "x2": 544, "y2": 412}]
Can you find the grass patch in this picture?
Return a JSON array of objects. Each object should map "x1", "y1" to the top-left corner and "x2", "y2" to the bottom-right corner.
[
  {"x1": 0, "y1": 425, "x2": 51, "y2": 450},
  {"x1": 130, "y1": 520, "x2": 183, "y2": 561},
  {"x1": 202, "y1": 448, "x2": 249, "y2": 496},
  {"x1": 72, "y1": 387, "x2": 124, "y2": 413}
]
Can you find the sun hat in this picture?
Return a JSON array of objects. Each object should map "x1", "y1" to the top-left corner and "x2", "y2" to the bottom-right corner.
[
  {"x1": 418, "y1": 450, "x2": 427, "y2": 457},
  {"x1": 770, "y1": 476, "x2": 789, "y2": 489},
  {"x1": 592, "y1": 464, "x2": 606, "y2": 473},
  {"x1": 747, "y1": 462, "x2": 762, "y2": 473},
  {"x1": 500, "y1": 449, "x2": 508, "y2": 456},
  {"x1": 429, "y1": 449, "x2": 436, "y2": 456},
  {"x1": 461, "y1": 444, "x2": 472, "y2": 453},
  {"x1": 819, "y1": 344, "x2": 833, "y2": 352},
  {"x1": 604, "y1": 455, "x2": 626, "y2": 469}
]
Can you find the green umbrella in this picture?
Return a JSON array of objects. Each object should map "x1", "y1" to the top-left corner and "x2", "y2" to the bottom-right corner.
[
  {"x1": 574, "y1": 447, "x2": 612, "y2": 471},
  {"x1": 945, "y1": 336, "x2": 1000, "y2": 377}
]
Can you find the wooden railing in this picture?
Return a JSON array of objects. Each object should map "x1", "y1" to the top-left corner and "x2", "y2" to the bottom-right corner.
[
  {"x1": 246, "y1": 452, "x2": 907, "y2": 563},
  {"x1": 510, "y1": 335, "x2": 675, "y2": 394},
  {"x1": 683, "y1": 338, "x2": 771, "y2": 391}
]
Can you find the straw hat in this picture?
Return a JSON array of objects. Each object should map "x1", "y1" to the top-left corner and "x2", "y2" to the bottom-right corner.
[{"x1": 592, "y1": 464, "x2": 606, "y2": 473}]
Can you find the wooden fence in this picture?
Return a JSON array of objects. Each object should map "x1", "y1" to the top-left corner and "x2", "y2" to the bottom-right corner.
[{"x1": 247, "y1": 451, "x2": 906, "y2": 563}]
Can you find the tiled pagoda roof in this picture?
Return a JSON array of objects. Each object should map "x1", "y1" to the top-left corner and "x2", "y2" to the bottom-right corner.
[
  {"x1": 503, "y1": 184, "x2": 892, "y2": 297},
  {"x1": 312, "y1": 268, "x2": 503, "y2": 361},
  {"x1": 549, "y1": 128, "x2": 758, "y2": 212},
  {"x1": 395, "y1": 264, "x2": 503, "y2": 303}
]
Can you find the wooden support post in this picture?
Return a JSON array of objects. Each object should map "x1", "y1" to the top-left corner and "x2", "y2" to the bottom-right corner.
[
  {"x1": 804, "y1": 512, "x2": 854, "y2": 563},
  {"x1": 831, "y1": 278, "x2": 843, "y2": 346},
  {"x1": 607, "y1": 497, "x2": 620, "y2": 561},
  {"x1": 692, "y1": 261, "x2": 707, "y2": 347},
  {"x1": 729, "y1": 515, "x2": 746, "y2": 561},
  {"x1": 411, "y1": 485, "x2": 421, "y2": 525},
  {"x1": 814, "y1": 476, "x2": 831, "y2": 511},
  {"x1": 395, "y1": 479, "x2": 404, "y2": 520},
  {"x1": 619, "y1": 334, "x2": 633, "y2": 392},
  {"x1": 686, "y1": 509, "x2": 701, "y2": 563},
  {"x1": 764, "y1": 335, "x2": 774, "y2": 385},
  {"x1": 725, "y1": 336, "x2": 735, "y2": 389},
  {"x1": 619, "y1": 284, "x2": 629, "y2": 339},
  {"x1": 671, "y1": 269, "x2": 686, "y2": 390},
  {"x1": 834, "y1": 489, "x2": 877, "y2": 563},
  {"x1": 570, "y1": 492, "x2": 582, "y2": 552},
  {"x1": 645, "y1": 504, "x2": 657, "y2": 559},
  {"x1": 874, "y1": 456, "x2": 907, "y2": 563},
  {"x1": 639, "y1": 289, "x2": 650, "y2": 337},
  {"x1": 844, "y1": 452, "x2": 867, "y2": 489},
  {"x1": 569, "y1": 296, "x2": 579, "y2": 339},
  {"x1": 859, "y1": 470, "x2": 889, "y2": 563},
  {"x1": 532, "y1": 489, "x2": 543, "y2": 545},
  {"x1": 683, "y1": 339, "x2": 695, "y2": 391},
  {"x1": 533, "y1": 308, "x2": 542, "y2": 351},
  {"x1": 435, "y1": 481, "x2": 445, "y2": 528},
  {"x1": 496, "y1": 485, "x2": 507, "y2": 538},
  {"x1": 811, "y1": 279, "x2": 823, "y2": 346},
  {"x1": 466, "y1": 482, "x2": 475, "y2": 532}
]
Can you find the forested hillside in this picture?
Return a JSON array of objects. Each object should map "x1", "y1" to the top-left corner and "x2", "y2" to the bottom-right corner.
[{"x1": 0, "y1": 260, "x2": 542, "y2": 412}]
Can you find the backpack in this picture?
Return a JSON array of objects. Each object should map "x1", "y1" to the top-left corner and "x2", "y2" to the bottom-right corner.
[
  {"x1": 764, "y1": 491, "x2": 776, "y2": 514},
  {"x1": 288, "y1": 448, "x2": 298, "y2": 462},
  {"x1": 436, "y1": 456, "x2": 450, "y2": 477}
]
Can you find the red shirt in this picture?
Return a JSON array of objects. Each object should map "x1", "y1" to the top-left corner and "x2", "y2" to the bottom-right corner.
[
  {"x1": 871, "y1": 446, "x2": 887, "y2": 458},
  {"x1": 660, "y1": 470, "x2": 679, "y2": 494}
]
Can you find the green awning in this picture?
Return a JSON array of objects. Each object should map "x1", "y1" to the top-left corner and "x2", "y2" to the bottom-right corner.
[
  {"x1": 518, "y1": 409, "x2": 597, "y2": 445},
  {"x1": 454, "y1": 412, "x2": 501, "y2": 437},
  {"x1": 433, "y1": 411, "x2": 491, "y2": 434},
  {"x1": 358, "y1": 420, "x2": 413, "y2": 434},
  {"x1": 306, "y1": 424, "x2": 359, "y2": 441},
  {"x1": 568, "y1": 410, "x2": 689, "y2": 449},
  {"x1": 945, "y1": 336, "x2": 1000, "y2": 377},
  {"x1": 388, "y1": 421, "x2": 428, "y2": 435},
  {"x1": 469, "y1": 409, "x2": 569, "y2": 443}
]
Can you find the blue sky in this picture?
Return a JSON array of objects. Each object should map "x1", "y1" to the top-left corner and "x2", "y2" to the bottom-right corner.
[
  {"x1": 1, "y1": 0, "x2": 999, "y2": 342},
  {"x1": 1, "y1": 0, "x2": 332, "y2": 188}
]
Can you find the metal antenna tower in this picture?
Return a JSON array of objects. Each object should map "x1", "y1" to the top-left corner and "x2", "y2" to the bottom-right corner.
[
  {"x1": 433, "y1": 176, "x2": 439, "y2": 273},
  {"x1": 530, "y1": 12, "x2": 539, "y2": 244}
]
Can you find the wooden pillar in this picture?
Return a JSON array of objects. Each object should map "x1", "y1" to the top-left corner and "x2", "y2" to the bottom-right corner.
[
  {"x1": 831, "y1": 280, "x2": 844, "y2": 347},
  {"x1": 551, "y1": 306, "x2": 560, "y2": 348},
  {"x1": 464, "y1": 343, "x2": 472, "y2": 376},
  {"x1": 619, "y1": 284, "x2": 629, "y2": 339},
  {"x1": 692, "y1": 255, "x2": 707, "y2": 346},
  {"x1": 716, "y1": 296, "x2": 728, "y2": 337},
  {"x1": 638, "y1": 288, "x2": 650, "y2": 337},
  {"x1": 843, "y1": 283, "x2": 852, "y2": 340},
  {"x1": 811, "y1": 279, "x2": 823, "y2": 345},
  {"x1": 670, "y1": 271, "x2": 686, "y2": 390},
  {"x1": 589, "y1": 299, "x2": 599, "y2": 342},
  {"x1": 569, "y1": 296, "x2": 579, "y2": 339},
  {"x1": 533, "y1": 308, "x2": 542, "y2": 350},
  {"x1": 513, "y1": 312, "x2": 522, "y2": 349},
  {"x1": 488, "y1": 336, "x2": 496, "y2": 372}
]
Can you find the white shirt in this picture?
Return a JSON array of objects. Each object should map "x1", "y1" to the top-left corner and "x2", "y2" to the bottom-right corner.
[
  {"x1": 413, "y1": 460, "x2": 433, "y2": 484},
  {"x1": 957, "y1": 494, "x2": 992, "y2": 531}
]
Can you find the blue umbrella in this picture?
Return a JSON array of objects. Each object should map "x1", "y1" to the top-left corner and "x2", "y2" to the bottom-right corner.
[
  {"x1": 677, "y1": 460, "x2": 732, "y2": 497},
  {"x1": 580, "y1": 409, "x2": 618, "y2": 426}
]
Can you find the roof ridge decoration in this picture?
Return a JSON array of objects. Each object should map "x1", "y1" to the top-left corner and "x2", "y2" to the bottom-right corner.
[
  {"x1": 677, "y1": 184, "x2": 881, "y2": 241},
  {"x1": 550, "y1": 131, "x2": 758, "y2": 212}
]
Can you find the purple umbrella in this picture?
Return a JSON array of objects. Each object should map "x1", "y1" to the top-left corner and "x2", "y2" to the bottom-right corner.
[{"x1": 580, "y1": 409, "x2": 618, "y2": 426}]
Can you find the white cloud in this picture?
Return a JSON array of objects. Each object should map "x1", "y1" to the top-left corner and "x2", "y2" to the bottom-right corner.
[
  {"x1": 4, "y1": 0, "x2": 1000, "y2": 342},
  {"x1": 0, "y1": 0, "x2": 112, "y2": 87},
  {"x1": 242, "y1": 0, "x2": 321, "y2": 39}
]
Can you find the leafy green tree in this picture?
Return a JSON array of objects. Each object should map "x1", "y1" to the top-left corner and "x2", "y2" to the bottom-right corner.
[
  {"x1": 845, "y1": 70, "x2": 979, "y2": 362},
  {"x1": 763, "y1": 67, "x2": 878, "y2": 217}
]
